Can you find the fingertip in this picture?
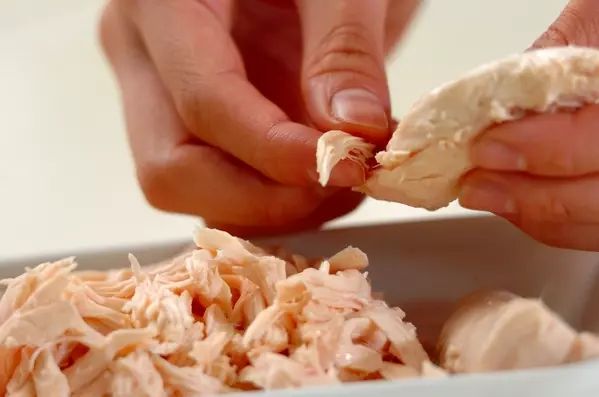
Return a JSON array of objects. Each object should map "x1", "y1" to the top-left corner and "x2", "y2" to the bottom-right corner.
[{"x1": 297, "y1": 0, "x2": 392, "y2": 145}]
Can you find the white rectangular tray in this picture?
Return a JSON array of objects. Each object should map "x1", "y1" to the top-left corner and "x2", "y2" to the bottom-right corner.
[{"x1": 2, "y1": 214, "x2": 599, "y2": 396}]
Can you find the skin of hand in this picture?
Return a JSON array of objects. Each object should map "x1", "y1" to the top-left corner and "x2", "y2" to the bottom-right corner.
[
  {"x1": 459, "y1": 0, "x2": 599, "y2": 251},
  {"x1": 99, "y1": 0, "x2": 420, "y2": 237}
]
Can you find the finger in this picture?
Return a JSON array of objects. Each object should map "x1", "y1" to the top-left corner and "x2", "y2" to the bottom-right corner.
[
  {"x1": 530, "y1": 0, "x2": 599, "y2": 49},
  {"x1": 473, "y1": 0, "x2": 599, "y2": 178},
  {"x1": 99, "y1": 3, "x2": 333, "y2": 227},
  {"x1": 206, "y1": 189, "x2": 365, "y2": 238},
  {"x1": 126, "y1": 0, "x2": 364, "y2": 187},
  {"x1": 459, "y1": 169, "x2": 599, "y2": 223},
  {"x1": 383, "y1": 0, "x2": 421, "y2": 54},
  {"x1": 297, "y1": 0, "x2": 392, "y2": 143},
  {"x1": 231, "y1": 0, "x2": 305, "y2": 123},
  {"x1": 503, "y1": 217, "x2": 599, "y2": 252},
  {"x1": 470, "y1": 104, "x2": 599, "y2": 177}
]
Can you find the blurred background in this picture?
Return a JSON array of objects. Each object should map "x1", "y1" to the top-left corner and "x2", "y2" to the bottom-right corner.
[{"x1": 0, "y1": 0, "x2": 568, "y2": 260}]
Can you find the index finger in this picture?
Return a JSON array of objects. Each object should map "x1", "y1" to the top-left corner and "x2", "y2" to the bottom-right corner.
[
  {"x1": 125, "y1": 0, "x2": 364, "y2": 187},
  {"x1": 470, "y1": 104, "x2": 599, "y2": 177}
]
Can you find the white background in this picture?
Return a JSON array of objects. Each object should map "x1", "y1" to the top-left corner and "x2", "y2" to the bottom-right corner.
[{"x1": 0, "y1": 0, "x2": 568, "y2": 260}]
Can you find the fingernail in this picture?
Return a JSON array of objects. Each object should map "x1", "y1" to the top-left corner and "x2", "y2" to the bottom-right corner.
[
  {"x1": 331, "y1": 88, "x2": 388, "y2": 130},
  {"x1": 460, "y1": 177, "x2": 517, "y2": 214},
  {"x1": 472, "y1": 139, "x2": 527, "y2": 171}
]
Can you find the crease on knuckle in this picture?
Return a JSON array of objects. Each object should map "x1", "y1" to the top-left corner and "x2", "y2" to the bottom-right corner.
[
  {"x1": 254, "y1": 121, "x2": 301, "y2": 183},
  {"x1": 535, "y1": 7, "x2": 598, "y2": 48},
  {"x1": 305, "y1": 22, "x2": 383, "y2": 80},
  {"x1": 533, "y1": 192, "x2": 574, "y2": 223},
  {"x1": 536, "y1": 24, "x2": 572, "y2": 47}
]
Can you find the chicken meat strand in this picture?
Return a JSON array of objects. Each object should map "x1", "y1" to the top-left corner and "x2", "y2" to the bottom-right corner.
[{"x1": 0, "y1": 227, "x2": 597, "y2": 396}]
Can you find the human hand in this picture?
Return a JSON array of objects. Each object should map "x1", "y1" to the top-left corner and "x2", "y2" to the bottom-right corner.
[
  {"x1": 99, "y1": 0, "x2": 419, "y2": 237},
  {"x1": 459, "y1": 0, "x2": 599, "y2": 251}
]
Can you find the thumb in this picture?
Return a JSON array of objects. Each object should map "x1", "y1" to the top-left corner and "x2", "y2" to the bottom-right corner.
[
  {"x1": 530, "y1": 0, "x2": 599, "y2": 49},
  {"x1": 297, "y1": 0, "x2": 392, "y2": 143}
]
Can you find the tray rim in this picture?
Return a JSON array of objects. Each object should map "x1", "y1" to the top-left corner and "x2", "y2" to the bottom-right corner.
[
  {"x1": 225, "y1": 358, "x2": 599, "y2": 397},
  {"x1": 0, "y1": 212, "x2": 488, "y2": 269}
]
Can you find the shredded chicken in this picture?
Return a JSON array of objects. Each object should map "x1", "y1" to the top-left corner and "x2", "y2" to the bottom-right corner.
[
  {"x1": 0, "y1": 227, "x2": 596, "y2": 396},
  {"x1": 315, "y1": 129, "x2": 375, "y2": 186}
]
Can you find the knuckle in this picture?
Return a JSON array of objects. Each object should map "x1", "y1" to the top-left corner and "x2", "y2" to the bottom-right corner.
[
  {"x1": 254, "y1": 192, "x2": 318, "y2": 226},
  {"x1": 98, "y1": 3, "x2": 119, "y2": 59},
  {"x1": 534, "y1": 24, "x2": 573, "y2": 48},
  {"x1": 512, "y1": 217, "x2": 562, "y2": 248},
  {"x1": 529, "y1": 225, "x2": 564, "y2": 249},
  {"x1": 305, "y1": 22, "x2": 383, "y2": 80},
  {"x1": 98, "y1": 1, "x2": 141, "y2": 63},
  {"x1": 136, "y1": 152, "x2": 180, "y2": 212},
  {"x1": 253, "y1": 122, "x2": 303, "y2": 185},
  {"x1": 174, "y1": 81, "x2": 216, "y2": 137},
  {"x1": 528, "y1": 192, "x2": 574, "y2": 223},
  {"x1": 533, "y1": 7, "x2": 599, "y2": 48},
  {"x1": 249, "y1": 125, "x2": 277, "y2": 178},
  {"x1": 522, "y1": 221, "x2": 572, "y2": 250},
  {"x1": 176, "y1": 87, "x2": 204, "y2": 131}
]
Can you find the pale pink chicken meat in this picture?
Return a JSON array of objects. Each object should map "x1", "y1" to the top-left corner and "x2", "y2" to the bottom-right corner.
[
  {"x1": 438, "y1": 290, "x2": 599, "y2": 373},
  {"x1": 0, "y1": 227, "x2": 596, "y2": 396},
  {"x1": 0, "y1": 228, "x2": 441, "y2": 396}
]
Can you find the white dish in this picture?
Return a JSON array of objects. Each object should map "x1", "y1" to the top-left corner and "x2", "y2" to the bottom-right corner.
[{"x1": 2, "y1": 214, "x2": 599, "y2": 396}]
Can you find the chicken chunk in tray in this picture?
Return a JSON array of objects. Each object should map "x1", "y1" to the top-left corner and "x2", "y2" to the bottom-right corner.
[
  {"x1": 0, "y1": 227, "x2": 597, "y2": 397},
  {"x1": 437, "y1": 290, "x2": 599, "y2": 374}
]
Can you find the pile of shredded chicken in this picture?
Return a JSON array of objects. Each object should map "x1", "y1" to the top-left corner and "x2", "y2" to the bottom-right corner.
[
  {"x1": 0, "y1": 228, "x2": 447, "y2": 396},
  {"x1": 1, "y1": 227, "x2": 598, "y2": 396}
]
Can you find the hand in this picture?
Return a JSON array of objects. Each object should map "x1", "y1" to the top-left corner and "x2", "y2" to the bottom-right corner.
[
  {"x1": 99, "y1": 0, "x2": 419, "y2": 237},
  {"x1": 459, "y1": 0, "x2": 599, "y2": 251}
]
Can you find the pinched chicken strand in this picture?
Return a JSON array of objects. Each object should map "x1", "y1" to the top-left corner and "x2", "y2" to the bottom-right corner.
[{"x1": 0, "y1": 227, "x2": 597, "y2": 396}]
